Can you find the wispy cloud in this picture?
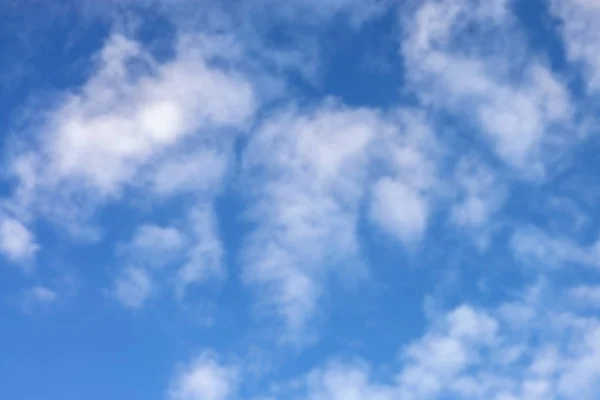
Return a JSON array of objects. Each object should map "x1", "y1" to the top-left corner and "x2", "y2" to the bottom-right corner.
[
  {"x1": 20, "y1": 285, "x2": 59, "y2": 314},
  {"x1": 552, "y1": 0, "x2": 600, "y2": 92},
  {"x1": 111, "y1": 204, "x2": 224, "y2": 308},
  {"x1": 112, "y1": 266, "x2": 153, "y2": 309},
  {"x1": 510, "y1": 226, "x2": 600, "y2": 269},
  {"x1": 241, "y1": 103, "x2": 383, "y2": 338},
  {"x1": 402, "y1": 0, "x2": 572, "y2": 172}
]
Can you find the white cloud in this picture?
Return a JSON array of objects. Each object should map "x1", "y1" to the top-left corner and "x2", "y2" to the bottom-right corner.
[
  {"x1": 39, "y1": 33, "x2": 253, "y2": 196},
  {"x1": 176, "y1": 205, "x2": 224, "y2": 296},
  {"x1": 147, "y1": 149, "x2": 229, "y2": 197},
  {"x1": 451, "y1": 159, "x2": 505, "y2": 229},
  {"x1": 240, "y1": 105, "x2": 441, "y2": 338},
  {"x1": 169, "y1": 352, "x2": 238, "y2": 400},
  {"x1": 112, "y1": 266, "x2": 152, "y2": 309},
  {"x1": 450, "y1": 158, "x2": 506, "y2": 248},
  {"x1": 241, "y1": 104, "x2": 386, "y2": 336},
  {"x1": 397, "y1": 305, "x2": 498, "y2": 399},
  {"x1": 510, "y1": 226, "x2": 600, "y2": 269},
  {"x1": 367, "y1": 111, "x2": 439, "y2": 245},
  {"x1": 262, "y1": 283, "x2": 600, "y2": 400},
  {"x1": 402, "y1": 0, "x2": 572, "y2": 171},
  {"x1": 120, "y1": 223, "x2": 186, "y2": 269},
  {"x1": 0, "y1": 214, "x2": 39, "y2": 264},
  {"x1": 6, "y1": 32, "x2": 256, "y2": 234},
  {"x1": 112, "y1": 205, "x2": 224, "y2": 307},
  {"x1": 303, "y1": 362, "x2": 396, "y2": 400},
  {"x1": 552, "y1": 0, "x2": 600, "y2": 92},
  {"x1": 3, "y1": 30, "x2": 251, "y2": 311},
  {"x1": 370, "y1": 178, "x2": 428, "y2": 244}
]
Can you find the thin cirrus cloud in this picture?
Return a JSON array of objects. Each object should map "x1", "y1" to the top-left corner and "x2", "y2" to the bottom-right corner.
[{"x1": 2, "y1": 0, "x2": 600, "y2": 400}]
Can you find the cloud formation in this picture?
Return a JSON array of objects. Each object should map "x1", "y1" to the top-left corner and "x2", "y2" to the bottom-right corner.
[
  {"x1": 169, "y1": 352, "x2": 238, "y2": 400},
  {"x1": 3, "y1": 1, "x2": 600, "y2": 400}
]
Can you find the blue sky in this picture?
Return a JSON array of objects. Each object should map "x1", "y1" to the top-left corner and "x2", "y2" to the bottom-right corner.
[{"x1": 2, "y1": 0, "x2": 600, "y2": 399}]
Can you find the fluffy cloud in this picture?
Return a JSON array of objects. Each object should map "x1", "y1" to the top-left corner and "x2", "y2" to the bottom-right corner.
[
  {"x1": 241, "y1": 104, "x2": 382, "y2": 336},
  {"x1": 169, "y1": 352, "x2": 238, "y2": 400},
  {"x1": 263, "y1": 283, "x2": 600, "y2": 400},
  {"x1": 45, "y1": 34, "x2": 251, "y2": 194},
  {"x1": 5, "y1": 32, "x2": 256, "y2": 235},
  {"x1": 401, "y1": 0, "x2": 572, "y2": 171},
  {"x1": 552, "y1": 0, "x2": 600, "y2": 92},
  {"x1": 240, "y1": 104, "x2": 443, "y2": 337},
  {"x1": 0, "y1": 214, "x2": 39, "y2": 265},
  {"x1": 6, "y1": 4, "x2": 600, "y2": 400},
  {"x1": 368, "y1": 111, "x2": 438, "y2": 245},
  {"x1": 370, "y1": 178, "x2": 428, "y2": 244}
]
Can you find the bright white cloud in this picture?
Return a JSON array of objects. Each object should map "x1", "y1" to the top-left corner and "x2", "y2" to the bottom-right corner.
[
  {"x1": 169, "y1": 352, "x2": 238, "y2": 400},
  {"x1": 40, "y1": 34, "x2": 253, "y2": 195},
  {"x1": 0, "y1": 214, "x2": 39, "y2": 264},
  {"x1": 4, "y1": 30, "x2": 250, "y2": 313},
  {"x1": 112, "y1": 266, "x2": 153, "y2": 309},
  {"x1": 6, "y1": 32, "x2": 256, "y2": 236}
]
